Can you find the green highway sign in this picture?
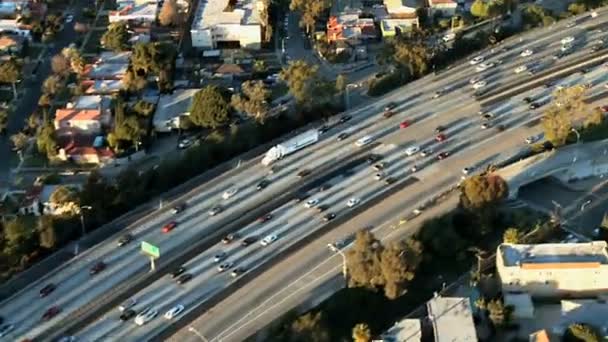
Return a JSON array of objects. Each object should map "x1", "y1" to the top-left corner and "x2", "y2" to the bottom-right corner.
[{"x1": 141, "y1": 241, "x2": 160, "y2": 258}]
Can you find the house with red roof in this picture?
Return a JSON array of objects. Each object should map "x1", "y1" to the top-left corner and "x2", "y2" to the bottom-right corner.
[{"x1": 53, "y1": 108, "x2": 111, "y2": 136}]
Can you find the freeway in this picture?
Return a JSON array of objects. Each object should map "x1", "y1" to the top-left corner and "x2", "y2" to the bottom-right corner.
[
  {"x1": 1, "y1": 7, "x2": 606, "y2": 341},
  {"x1": 67, "y1": 10, "x2": 608, "y2": 341}
]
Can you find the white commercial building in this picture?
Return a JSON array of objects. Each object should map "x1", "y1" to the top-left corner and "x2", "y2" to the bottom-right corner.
[
  {"x1": 190, "y1": 0, "x2": 264, "y2": 49},
  {"x1": 497, "y1": 241, "x2": 608, "y2": 298}
]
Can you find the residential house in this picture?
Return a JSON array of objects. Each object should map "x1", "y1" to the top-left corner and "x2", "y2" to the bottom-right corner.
[
  {"x1": 153, "y1": 88, "x2": 199, "y2": 132},
  {"x1": 381, "y1": 18, "x2": 419, "y2": 37},
  {"x1": 67, "y1": 95, "x2": 111, "y2": 111},
  {"x1": 0, "y1": 19, "x2": 30, "y2": 40},
  {"x1": 96, "y1": 51, "x2": 132, "y2": 64},
  {"x1": 57, "y1": 140, "x2": 115, "y2": 165},
  {"x1": 214, "y1": 63, "x2": 248, "y2": 80},
  {"x1": 384, "y1": 0, "x2": 418, "y2": 16},
  {"x1": 109, "y1": 1, "x2": 159, "y2": 23},
  {"x1": 82, "y1": 80, "x2": 123, "y2": 94},
  {"x1": 327, "y1": 13, "x2": 377, "y2": 43},
  {"x1": 84, "y1": 62, "x2": 128, "y2": 80},
  {"x1": 0, "y1": 34, "x2": 22, "y2": 53},
  {"x1": 53, "y1": 108, "x2": 110, "y2": 135},
  {"x1": 428, "y1": 0, "x2": 459, "y2": 17}
]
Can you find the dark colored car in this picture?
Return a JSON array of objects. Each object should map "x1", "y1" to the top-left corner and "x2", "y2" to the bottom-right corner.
[
  {"x1": 257, "y1": 180, "x2": 270, "y2": 190},
  {"x1": 337, "y1": 132, "x2": 349, "y2": 141},
  {"x1": 177, "y1": 273, "x2": 193, "y2": 284},
  {"x1": 495, "y1": 124, "x2": 506, "y2": 132},
  {"x1": 316, "y1": 205, "x2": 329, "y2": 212},
  {"x1": 294, "y1": 192, "x2": 309, "y2": 202},
  {"x1": 42, "y1": 306, "x2": 61, "y2": 321},
  {"x1": 231, "y1": 268, "x2": 245, "y2": 277},
  {"x1": 385, "y1": 177, "x2": 397, "y2": 185},
  {"x1": 383, "y1": 110, "x2": 395, "y2": 118},
  {"x1": 90, "y1": 261, "x2": 106, "y2": 275},
  {"x1": 580, "y1": 68, "x2": 589, "y2": 74},
  {"x1": 523, "y1": 97, "x2": 533, "y2": 103},
  {"x1": 39, "y1": 284, "x2": 56, "y2": 298},
  {"x1": 366, "y1": 154, "x2": 382, "y2": 163},
  {"x1": 222, "y1": 233, "x2": 237, "y2": 244},
  {"x1": 318, "y1": 125, "x2": 330, "y2": 134},
  {"x1": 241, "y1": 236, "x2": 257, "y2": 246},
  {"x1": 258, "y1": 213, "x2": 273, "y2": 223},
  {"x1": 384, "y1": 102, "x2": 396, "y2": 111},
  {"x1": 434, "y1": 125, "x2": 445, "y2": 133},
  {"x1": 117, "y1": 234, "x2": 133, "y2": 247},
  {"x1": 529, "y1": 102, "x2": 540, "y2": 109},
  {"x1": 318, "y1": 184, "x2": 332, "y2": 192},
  {"x1": 323, "y1": 213, "x2": 336, "y2": 222},
  {"x1": 339, "y1": 115, "x2": 352, "y2": 123},
  {"x1": 297, "y1": 169, "x2": 311, "y2": 178},
  {"x1": 437, "y1": 152, "x2": 450, "y2": 160},
  {"x1": 120, "y1": 309, "x2": 136, "y2": 321},
  {"x1": 172, "y1": 204, "x2": 186, "y2": 214},
  {"x1": 171, "y1": 266, "x2": 187, "y2": 278}
]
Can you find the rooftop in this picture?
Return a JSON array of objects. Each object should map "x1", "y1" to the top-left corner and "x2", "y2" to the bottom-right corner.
[
  {"x1": 426, "y1": 296, "x2": 477, "y2": 342},
  {"x1": 154, "y1": 88, "x2": 200, "y2": 124},
  {"x1": 499, "y1": 242, "x2": 608, "y2": 268},
  {"x1": 381, "y1": 18, "x2": 419, "y2": 31},
  {"x1": 83, "y1": 79, "x2": 123, "y2": 94},
  {"x1": 96, "y1": 51, "x2": 132, "y2": 64},
  {"x1": 382, "y1": 318, "x2": 422, "y2": 342},
  {"x1": 85, "y1": 63, "x2": 127, "y2": 79},
  {"x1": 68, "y1": 95, "x2": 109, "y2": 110},
  {"x1": 109, "y1": 1, "x2": 158, "y2": 20},
  {"x1": 192, "y1": 0, "x2": 261, "y2": 30},
  {"x1": 55, "y1": 109, "x2": 102, "y2": 122}
]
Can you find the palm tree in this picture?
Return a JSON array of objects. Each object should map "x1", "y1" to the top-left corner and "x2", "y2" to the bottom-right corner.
[
  {"x1": 352, "y1": 323, "x2": 372, "y2": 342},
  {"x1": 0, "y1": 59, "x2": 21, "y2": 99}
]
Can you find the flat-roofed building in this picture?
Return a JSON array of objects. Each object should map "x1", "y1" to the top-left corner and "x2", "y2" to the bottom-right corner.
[
  {"x1": 153, "y1": 88, "x2": 200, "y2": 132},
  {"x1": 427, "y1": 296, "x2": 477, "y2": 342},
  {"x1": 497, "y1": 242, "x2": 608, "y2": 298},
  {"x1": 190, "y1": 0, "x2": 264, "y2": 49},
  {"x1": 380, "y1": 318, "x2": 422, "y2": 341}
]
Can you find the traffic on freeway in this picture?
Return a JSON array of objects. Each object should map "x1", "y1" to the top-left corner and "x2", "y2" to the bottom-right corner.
[{"x1": 1, "y1": 6, "x2": 608, "y2": 341}]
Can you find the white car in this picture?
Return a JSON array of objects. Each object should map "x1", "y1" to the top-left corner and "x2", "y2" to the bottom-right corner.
[
  {"x1": 178, "y1": 138, "x2": 192, "y2": 149},
  {"x1": 473, "y1": 80, "x2": 487, "y2": 89},
  {"x1": 119, "y1": 298, "x2": 137, "y2": 312},
  {"x1": 443, "y1": 32, "x2": 456, "y2": 42},
  {"x1": 65, "y1": 14, "x2": 74, "y2": 23},
  {"x1": 135, "y1": 308, "x2": 158, "y2": 326},
  {"x1": 475, "y1": 62, "x2": 494, "y2": 72},
  {"x1": 405, "y1": 146, "x2": 420, "y2": 156},
  {"x1": 164, "y1": 305, "x2": 184, "y2": 319},
  {"x1": 561, "y1": 36, "x2": 575, "y2": 45},
  {"x1": 469, "y1": 56, "x2": 484, "y2": 65},
  {"x1": 222, "y1": 188, "x2": 238, "y2": 200},
  {"x1": 213, "y1": 251, "x2": 226, "y2": 262},
  {"x1": 525, "y1": 135, "x2": 539, "y2": 144},
  {"x1": 347, "y1": 197, "x2": 360, "y2": 207},
  {"x1": 514, "y1": 65, "x2": 528, "y2": 74},
  {"x1": 469, "y1": 76, "x2": 482, "y2": 85},
  {"x1": 261, "y1": 234, "x2": 278, "y2": 246},
  {"x1": 462, "y1": 167, "x2": 473, "y2": 175},
  {"x1": 305, "y1": 199, "x2": 319, "y2": 208},
  {"x1": 520, "y1": 49, "x2": 533, "y2": 57},
  {"x1": 374, "y1": 172, "x2": 384, "y2": 180},
  {"x1": 355, "y1": 135, "x2": 373, "y2": 147}
]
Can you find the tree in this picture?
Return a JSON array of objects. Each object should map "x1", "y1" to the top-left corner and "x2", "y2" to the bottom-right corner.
[
  {"x1": 352, "y1": 323, "x2": 372, "y2": 342},
  {"x1": 49, "y1": 186, "x2": 80, "y2": 206},
  {"x1": 189, "y1": 86, "x2": 231, "y2": 128},
  {"x1": 346, "y1": 230, "x2": 384, "y2": 290},
  {"x1": 280, "y1": 60, "x2": 319, "y2": 106},
  {"x1": 42, "y1": 75, "x2": 62, "y2": 95},
  {"x1": 101, "y1": 22, "x2": 129, "y2": 51},
  {"x1": 2, "y1": 217, "x2": 36, "y2": 256},
  {"x1": 252, "y1": 59, "x2": 267, "y2": 73},
  {"x1": 460, "y1": 174, "x2": 508, "y2": 211},
  {"x1": 0, "y1": 59, "x2": 21, "y2": 99},
  {"x1": 566, "y1": 323, "x2": 601, "y2": 342},
  {"x1": 335, "y1": 74, "x2": 347, "y2": 93},
  {"x1": 159, "y1": 0, "x2": 181, "y2": 26},
  {"x1": 11, "y1": 132, "x2": 29, "y2": 151},
  {"x1": 132, "y1": 100, "x2": 156, "y2": 117},
  {"x1": 51, "y1": 53, "x2": 71, "y2": 76},
  {"x1": 584, "y1": 107, "x2": 604, "y2": 128},
  {"x1": 108, "y1": 109, "x2": 146, "y2": 152},
  {"x1": 231, "y1": 81, "x2": 271, "y2": 123},
  {"x1": 290, "y1": 0, "x2": 330, "y2": 34},
  {"x1": 394, "y1": 41, "x2": 430, "y2": 78},
  {"x1": 380, "y1": 238, "x2": 423, "y2": 299},
  {"x1": 122, "y1": 67, "x2": 147, "y2": 93},
  {"x1": 38, "y1": 215, "x2": 58, "y2": 249},
  {"x1": 542, "y1": 86, "x2": 588, "y2": 147},
  {"x1": 289, "y1": 311, "x2": 330, "y2": 342},
  {"x1": 470, "y1": 0, "x2": 490, "y2": 18},
  {"x1": 503, "y1": 228, "x2": 522, "y2": 244},
  {"x1": 259, "y1": 0, "x2": 273, "y2": 42},
  {"x1": 486, "y1": 298, "x2": 511, "y2": 327},
  {"x1": 62, "y1": 47, "x2": 86, "y2": 76},
  {"x1": 0, "y1": 109, "x2": 7, "y2": 134},
  {"x1": 522, "y1": 5, "x2": 555, "y2": 27},
  {"x1": 36, "y1": 123, "x2": 58, "y2": 157}
]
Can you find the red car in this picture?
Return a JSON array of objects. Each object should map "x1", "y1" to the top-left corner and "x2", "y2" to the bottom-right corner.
[
  {"x1": 258, "y1": 214, "x2": 273, "y2": 223},
  {"x1": 39, "y1": 283, "x2": 56, "y2": 298},
  {"x1": 399, "y1": 121, "x2": 410, "y2": 129},
  {"x1": 437, "y1": 152, "x2": 450, "y2": 160},
  {"x1": 90, "y1": 261, "x2": 107, "y2": 275},
  {"x1": 42, "y1": 306, "x2": 61, "y2": 321},
  {"x1": 162, "y1": 221, "x2": 177, "y2": 233},
  {"x1": 435, "y1": 133, "x2": 447, "y2": 142}
]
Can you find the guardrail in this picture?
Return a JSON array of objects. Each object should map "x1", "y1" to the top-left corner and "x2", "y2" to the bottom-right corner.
[{"x1": 40, "y1": 143, "x2": 379, "y2": 342}]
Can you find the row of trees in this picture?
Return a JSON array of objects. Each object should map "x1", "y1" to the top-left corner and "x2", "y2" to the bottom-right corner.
[{"x1": 470, "y1": 0, "x2": 515, "y2": 19}]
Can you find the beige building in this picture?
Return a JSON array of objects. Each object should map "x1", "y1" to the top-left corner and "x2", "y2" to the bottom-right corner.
[{"x1": 497, "y1": 242, "x2": 608, "y2": 298}]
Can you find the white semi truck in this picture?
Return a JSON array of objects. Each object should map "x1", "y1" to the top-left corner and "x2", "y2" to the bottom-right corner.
[{"x1": 261, "y1": 129, "x2": 320, "y2": 166}]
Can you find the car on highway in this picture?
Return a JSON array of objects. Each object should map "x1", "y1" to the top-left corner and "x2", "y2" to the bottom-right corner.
[
  {"x1": 443, "y1": 32, "x2": 455, "y2": 42},
  {"x1": 171, "y1": 266, "x2": 187, "y2": 278},
  {"x1": 373, "y1": 162, "x2": 385, "y2": 171},
  {"x1": 520, "y1": 49, "x2": 533, "y2": 57},
  {"x1": 525, "y1": 135, "x2": 539, "y2": 144},
  {"x1": 117, "y1": 233, "x2": 133, "y2": 247},
  {"x1": 316, "y1": 205, "x2": 329, "y2": 212},
  {"x1": 561, "y1": 43, "x2": 573, "y2": 52},
  {"x1": 437, "y1": 152, "x2": 449, "y2": 160},
  {"x1": 462, "y1": 167, "x2": 473, "y2": 175},
  {"x1": 162, "y1": 221, "x2": 177, "y2": 233},
  {"x1": 383, "y1": 110, "x2": 395, "y2": 118},
  {"x1": 566, "y1": 21, "x2": 576, "y2": 28},
  {"x1": 320, "y1": 184, "x2": 332, "y2": 191},
  {"x1": 339, "y1": 115, "x2": 352, "y2": 123},
  {"x1": 561, "y1": 36, "x2": 575, "y2": 45},
  {"x1": 434, "y1": 125, "x2": 445, "y2": 133},
  {"x1": 177, "y1": 273, "x2": 193, "y2": 284},
  {"x1": 222, "y1": 188, "x2": 238, "y2": 199},
  {"x1": 374, "y1": 172, "x2": 384, "y2": 180},
  {"x1": 208, "y1": 206, "x2": 223, "y2": 216},
  {"x1": 432, "y1": 89, "x2": 445, "y2": 99},
  {"x1": 366, "y1": 154, "x2": 382, "y2": 163},
  {"x1": 164, "y1": 305, "x2": 184, "y2": 319},
  {"x1": 214, "y1": 251, "x2": 227, "y2": 262},
  {"x1": 475, "y1": 63, "x2": 493, "y2": 72},
  {"x1": 256, "y1": 179, "x2": 270, "y2": 190},
  {"x1": 39, "y1": 283, "x2": 56, "y2": 297},
  {"x1": 405, "y1": 146, "x2": 420, "y2": 156},
  {"x1": 472, "y1": 80, "x2": 487, "y2": 89},
  {"x1": 217, "y1": 262, "x2": 234, "y2": 272},
  {"x1": 297, "y1": 169, "x2": 311, "y2": 178},
  {"x1": 118, "y1": 298, "x2": 137, "y2": 312},
  {"x1": 481, "y1": 122, "x2": 492, "y2": 129},
  {"x1": 261, "y1": 234, "x2": 278, "y2": 246},
  {"x1": 258, "y1": 213, "x2": 273, "y2": 223},
  {"x1": 514, "y1": 65, "x2": 527, "y2": 74},
  {"x1": 89, "y1": 261, "x2": 106, "y2": 275},
  {"x1": 135, "y1": 308, "x2": 158, "y2": 326},
  {"x1": 171, "y1": 203, "x2": 186, "y2": 214},
  {"x1": 399, "y1": 120, "x2": 410, "y2": 129},
  {"x1": 294, "y1": 192, "x2": 309, "y2": 202},
  {"x1": 231, "y1": 268, "x2": 245, "y2": 277},
  {"x1": 522, "y1": 96, "x2": 533, "y2": 103},
  {"x1": 305, "y1": 199, "x2": 319, "y2": 208},
  {"x1": 241, "y1": 236, "x2": 257, "y2": 246},
  {"x1": 420, "y1": 149, "x2": 432, "y2": 157},
  {"x1": 337, "y1": 132, "x2": 349, "y2": 141},
  {"x1": 384, "y1": 102, "x2": 396, "y2": 111},
  {"x1": 469, "y1": 56, "x2": 484, "y2": 65},
  {"x1": 347, "y1": 198, "x2": 360, "y2": 207},
  {"x1": 42, "y1": 306, "x2": 61, "y2": 321},
  {"x1": 0, "y1": 324, "x2": 13, "y2": 337},
  {"x1": 385, "y1": 177, "x2": 397, "y2": 185},
  {"x1": 355, "y1": 135, "x2": 373, "y2": 147},
  {"x1": 482, "y1": 113, "x2": 494, "y2": 120},
  {"x1": 435, "y1": 133, "x2": 447, "y2": 142},
  {"x1": 469, "y1": 76, "x2": 483, "y2": 85},
  {"x1": 120, "y1": 309, "x2": 136, "y2": 321},
  {"x1": 317, "y1": 125, "x2": 330, "y2": 134},
  {"x1": 323, "y1": 213, "x2": 336, "y2": 221},
  {"x1": 178, "y1": 138, "x2": 193, "y2": 149},
  {"x1": 222, "y1": 233, "x2": 238, "y2": 244}
]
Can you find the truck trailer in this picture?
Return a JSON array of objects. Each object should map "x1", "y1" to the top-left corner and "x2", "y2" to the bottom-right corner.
[{"x1": 261, "y1": 130, "x2": 320, "y2": 166}]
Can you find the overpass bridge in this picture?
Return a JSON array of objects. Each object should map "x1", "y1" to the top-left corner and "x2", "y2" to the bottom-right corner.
[{"x1": 496, "y1": 139, "x2": 608, "y2": 199}]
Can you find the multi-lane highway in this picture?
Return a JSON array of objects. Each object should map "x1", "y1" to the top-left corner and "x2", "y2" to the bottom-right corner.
[{"x1": 1, "y1": 7, "x2": 607, "y2": 341}]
